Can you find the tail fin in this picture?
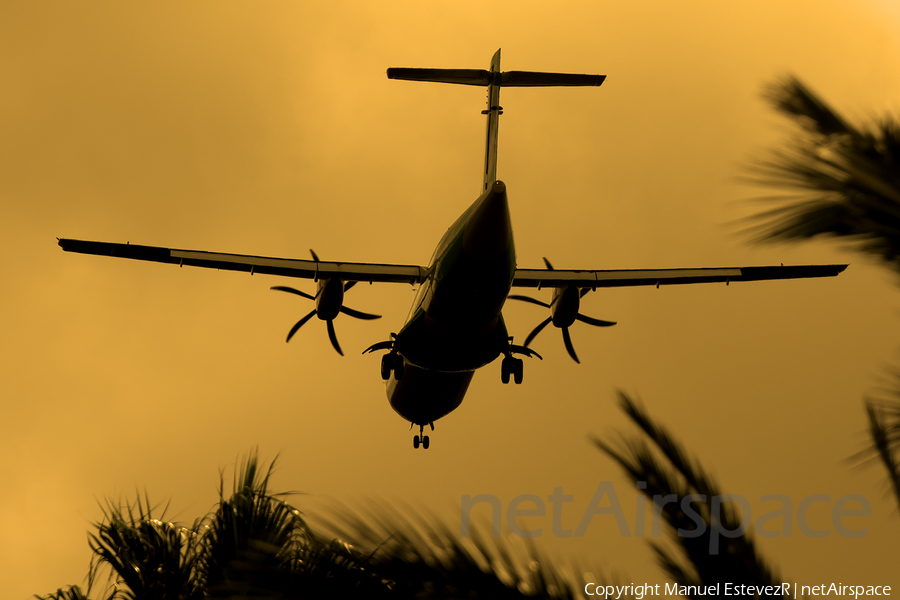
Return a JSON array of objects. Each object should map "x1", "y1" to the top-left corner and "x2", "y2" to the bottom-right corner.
[
  {"x1": 482, "y1": 49, "x2": 502, "y2": 191},
  {"x1": 387, "y1": 49, "x2": 606, "y2": 191}
]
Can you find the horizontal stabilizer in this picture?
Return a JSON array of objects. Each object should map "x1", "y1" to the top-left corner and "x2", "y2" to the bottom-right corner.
[
  {"x1": 387, "y1": 68, "x2": 491, "y2": 86},
  {"x1": 387, "y1": 68, "x2": 605, "y2": 88},
  {"x1": 389, "y1": 50, "x2": 606, "y2": 191},
  {"x1": 500, "y1": 71, "x2": 605, "y2": 87}
]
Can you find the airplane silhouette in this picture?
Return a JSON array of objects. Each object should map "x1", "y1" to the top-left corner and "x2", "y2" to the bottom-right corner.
[{"x1": 59, "y1": 50, "x2": 846, "y2": 449}]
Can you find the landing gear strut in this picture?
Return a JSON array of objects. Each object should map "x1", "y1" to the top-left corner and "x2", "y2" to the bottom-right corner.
[{"x1": 412, "y1": 422, "x2": 433, "y2": 449}]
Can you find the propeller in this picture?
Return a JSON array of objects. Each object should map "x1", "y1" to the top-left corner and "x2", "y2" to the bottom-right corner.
[
  {"x1": 362, "y1": 333, "x2": 397, "y2": 355},
  {"x1": 271, "y1": 250, "x2": 381, "y2": 356},
  {"x1": 508, "y1": 257, "x2": 615, "y2": 363}
]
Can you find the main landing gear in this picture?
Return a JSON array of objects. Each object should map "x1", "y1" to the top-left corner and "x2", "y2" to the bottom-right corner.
[
  {"x1": 501, "y1": 355, "x2": 523, "y2": 384},
  {"x1": 380, "y1": 352, "x2": 404, "y2": 381},
  {"x1": 500, "y1": 338, "x2": 542, "y2": 385},
  {"x1": 412, "y1": 422, "x2": 434, "y2": 449},
  {"x1": 363, "y1": 334, "x2": 404, "y2": 380}
]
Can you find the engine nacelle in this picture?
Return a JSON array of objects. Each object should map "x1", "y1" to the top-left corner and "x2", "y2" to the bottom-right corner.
[
  {"x1": 550, "y1": 285, "x2": 580, "y2": 328},
  {"x1": 315, "y1": 278, "x2": 344, "y2": 320}
]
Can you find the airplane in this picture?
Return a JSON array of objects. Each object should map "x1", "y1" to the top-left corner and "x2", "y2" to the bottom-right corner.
[{"x1": 58, "y1": 49, "x2": 847, "y2": 449}]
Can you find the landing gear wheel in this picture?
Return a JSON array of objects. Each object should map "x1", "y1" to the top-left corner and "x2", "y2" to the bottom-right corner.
[
  {"x1": 380, "y1": 354, "x2": 394, "y2": 380},
  {"x1": 501, "y1": 357, "x2": 512, "y2": 384},
  {"x1": 513, "y1": 357, "x2": 524, "y2": 384},
  {"x1": 412, "y1": 424, "x2": 431, "y2": 450}
]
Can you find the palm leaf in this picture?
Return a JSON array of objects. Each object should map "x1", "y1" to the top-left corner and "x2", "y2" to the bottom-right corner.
[
  {"x1": 744, "y1": 76, "x2": 900, "y2": 272},
  {"x1": 88, "y1": 492, "x2": 203, "y2": 600},
  {"x1": 33, "y1": 586, "x2": 95, "y2": 600},
  {"x1": 593, "y1": 392, "x2": 785, "y2": 595},
  {"x1": 318, "y1": 499, "x2": 593, "y2": 599},
  {"x1": 198, "y1": 450, "x2": 393, "y2": 598},
  {"x1": 198, "y1": 450, "x2": 309, "y2": 597},
  {"x1": 37, "y1": 451, "x2": 598, "y2": 599},
  {"x1": 858, "y1": 394, "x2": 900, "y2": 509},
  {"x1": 746, "y1": 75, "x2": 900, "y2": 514}
]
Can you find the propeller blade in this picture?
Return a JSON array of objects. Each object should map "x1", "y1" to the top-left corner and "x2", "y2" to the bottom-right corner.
[
  {"x1": 508, "y1": 294, "x2": 551, "y2": 309},
  {"x1": 326, "y1": 319, "x2": 343, "y2": 356},
  {"x1": 362, "y1": 340, "x2": 394, "y2": 354},
  {"x1": 271, "y1": 286, "x2": 315, "y2": 301},
  {"x1": 509, "y1": 344, "x2": 543, "y2": 360},
  {"x1": 576, "y1": 313, "x2": 617, "y2": 327},
  {"x1": 562, "y1": 327, "x2": 580, "y2": 364},
  {"x1": 543, "y1": 257, "x2": 555, "y2": 270},
  {"x1": 524, "y1": 316, "x2": 552, "y2": 347},
  {"x1": 310, "y1": 249, "x2": 320, "y2": 262},
  {"x1": 343, "y1": 280, "x2": 357, "y2": 292},
  {"x1": 286, "y1": 309, "x2": 317, "y2": 343},
  {"x1": 340, "y1": 306, "x2": 382, "y2": 320}
]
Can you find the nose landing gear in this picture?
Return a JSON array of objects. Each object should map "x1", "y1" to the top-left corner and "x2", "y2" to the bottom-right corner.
[{"x1": 412, "y1": 422, "x2": 434, "y2": 449}]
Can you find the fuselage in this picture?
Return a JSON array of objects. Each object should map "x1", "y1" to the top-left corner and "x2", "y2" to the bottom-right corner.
[{"x1": 387, "y1": 180, "x2": 514, "y2": 425}]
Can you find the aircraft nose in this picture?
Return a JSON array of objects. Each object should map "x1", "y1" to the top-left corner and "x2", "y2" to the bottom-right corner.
[{"x1": 463, "y1": 180, "x2": 511, "y2": 259}]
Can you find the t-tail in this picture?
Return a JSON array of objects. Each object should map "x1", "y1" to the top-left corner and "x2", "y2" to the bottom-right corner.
[{"x1": 387, "y1": 49, "x2": 606, "y2": 191}]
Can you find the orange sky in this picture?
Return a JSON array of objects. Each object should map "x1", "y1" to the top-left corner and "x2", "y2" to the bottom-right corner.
[{"x1": 1, "y1": 1, "x2": 899, "y2": 597}]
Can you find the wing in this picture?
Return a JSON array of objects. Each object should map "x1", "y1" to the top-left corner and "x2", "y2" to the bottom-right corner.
[
  {"x1": 512, "y1": 264, "x2": 848, "y2": 289},
  {"x1": 58, "y1": 239, "x2": 427, "y2": 284}
]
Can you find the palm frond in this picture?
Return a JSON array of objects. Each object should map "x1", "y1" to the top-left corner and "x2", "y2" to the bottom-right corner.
[
  {"x1": 198, "y1": 450, "x2": 393, "y2": 598},
  {"x1": 88, "y1": 492, "x2": 203, "y2": 600},
  {"x1": 745, "y1": 75, "x2": 900, "y2": 272},
  {"x1": 747, "y1": 77, "x2": 900, "y2": 515},
  {"x1": 198, "y1": 450, "x2": 309, "y2": 597},
  {"x1": 319, "y1": 499, "x2": 593, "y2": 599},
  {"x1": 763, "y1": 77, "x2": 853, "y2": 137},
  {"x1": 593, "y1": 392, "x2": 784, "y2": 596},
  {"x1": 860, "y1": 394, "x2": 900, "y2": 508},
  {"x1": 33, "y1": 586, "x2": 94, "y2": 600},
  {"x1": 38, "y1": 451, "x2": 600, "y2": 599}
]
